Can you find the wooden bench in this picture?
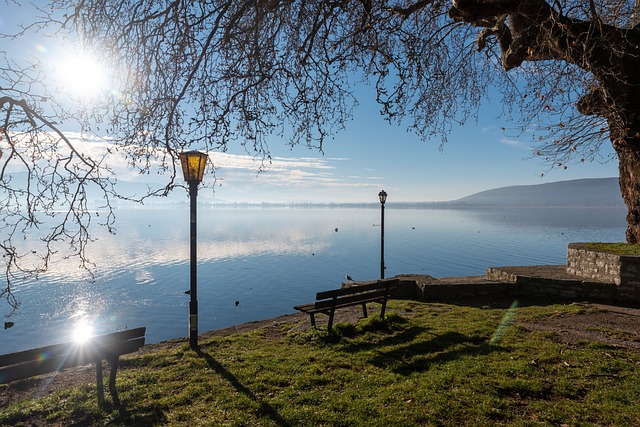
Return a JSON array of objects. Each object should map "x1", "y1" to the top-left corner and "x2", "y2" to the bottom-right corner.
[
  {"x1": 294, "y1": 279, "x2": 399, "y2": 332},
  {"x1": 0, "y1": 326, "x2": 146, "y2": 409}
]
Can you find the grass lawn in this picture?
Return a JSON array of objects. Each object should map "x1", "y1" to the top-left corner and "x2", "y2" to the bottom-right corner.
[
  {"x1": 582, "y1": 242, "x2": 640, "y2": 255},
  {"x1": 1, "y1": 300, "x2": 639, "y2": 426}
]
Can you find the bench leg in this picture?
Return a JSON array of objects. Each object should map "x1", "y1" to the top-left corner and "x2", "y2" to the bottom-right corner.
[
  {"x1": 327, "y1": 308, "x2": 335, "y2": 332},
  {"x1": 309, "y1": 313, "x2": 316, "y2": 328},
  {"x1": 380, "y1": 296, "x2": 388, "y2": 319},
  {"x1": 361, "y1": 303, "x2": 368, "y2": 318},
  {"x1": 96, "y1": 359, "x2": 105, "y2": 409},
  {"x1": 108, "y1": 356, "x2": 122, "y2": 408}
]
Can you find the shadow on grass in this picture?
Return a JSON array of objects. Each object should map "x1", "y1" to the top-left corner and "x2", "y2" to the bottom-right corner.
[
  {"x1": 196, "y1": 348, "x2": 292, "y2": 427},
  {"x1": 0, "y1": 386, "x2": 169, "y2": 427},
  {"x1": 369, "y1": 331, "x2": 494, "y2": 375},
  {"x1": 335, "y1": 325, "x2": 428, "y2": 352},
  {"x1": 111, "y1": 403, "x2": 169, "y2": 426}
]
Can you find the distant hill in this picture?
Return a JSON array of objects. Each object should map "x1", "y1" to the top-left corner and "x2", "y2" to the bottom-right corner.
[{"x1": 448, "y1": 177, "x2": 624, "y2": 207}]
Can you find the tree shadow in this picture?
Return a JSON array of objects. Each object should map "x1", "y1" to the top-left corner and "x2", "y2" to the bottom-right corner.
[
  {"x1": 196, "y1": 348, "x2": 291, "y2": 427},
  {"x1": 112, "y1": 403, "x2": 169, "y2": 426},
  {"x1": 369, "y1": 331, "x2": 496, "y2": 375},
  {"x1": 336, "y1": 325, "x2": 429, "y2": 353}
]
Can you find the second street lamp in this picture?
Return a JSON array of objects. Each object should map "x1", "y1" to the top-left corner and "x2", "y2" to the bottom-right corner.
[
  {"x1": 379, "y1": 190, "x2": 387, "y2": 279},
  {"x1": 179, "y1": 150, "x2": 208, "y2": 350}
]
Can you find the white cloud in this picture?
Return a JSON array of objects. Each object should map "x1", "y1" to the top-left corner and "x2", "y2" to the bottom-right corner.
[
  {"x1": 501, "y1": 137, "x2": 520, "y2": 146},
  {"x1": 2, "y1": 131, "x2": 384, "y2": 203},
  {"x1": 500, "y1": 137, "x2": 528, "y2": 149}
]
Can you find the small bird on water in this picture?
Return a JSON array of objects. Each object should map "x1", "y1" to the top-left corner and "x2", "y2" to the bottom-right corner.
[
  {"x1": 346, "y1": 274, "x2": 354, "y2": 281},
  {"x1": 4, "y1": 321, "x2": 14, "y2": 329}
]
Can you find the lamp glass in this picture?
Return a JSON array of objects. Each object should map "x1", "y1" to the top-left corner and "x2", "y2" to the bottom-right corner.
[
  {"x1": 180, "y1": 151, "x2": 208, "y2": 183},
  {"x1": 378, "y1": 190, "x2": 387, "y2": 204}
]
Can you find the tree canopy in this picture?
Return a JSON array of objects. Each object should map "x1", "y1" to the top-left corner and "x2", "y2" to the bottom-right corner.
[{"x1": 3, "y1": 0, "x2": 640, "y2": 314}]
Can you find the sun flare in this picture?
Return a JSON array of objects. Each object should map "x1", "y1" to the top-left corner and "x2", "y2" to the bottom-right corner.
[
  {"x1": 54, "y1": 50, "x2": 110, "y2": 99},
  {"x1": 72, "y1": 321, "x2": 95, "y2": 344}
]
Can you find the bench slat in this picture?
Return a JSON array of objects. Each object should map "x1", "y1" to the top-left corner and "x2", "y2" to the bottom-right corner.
[
  {"x1": 97, "y1": 336, "x2": 146, "y2": 359},
  {"x1": 292, "y1": 303, "x2": 315, "y2": 312},
  {"x1": 89, "y1": 327, "x2": 146, "y2": 347},
  {"x1": 0, "y1": 336, "x2": 145, "y2": 385},
  {"x1": 296, "y1": 293, "x2": 387, "y2": 313},
  {"x1": 294, "y1": 279, "x2": 400, "y2": 332},
  {"x1": 294, "y1": 306, "x2": 332, "y2": 315},
  {"x1": 0, "y1": 341, "x2": 74, "y2": 368},
  {"x1": 315, "y1": 279, "x2": 399, "y2": 300},
  {"x1": 0, "y1": 327, "x2": 146, "y2": 368},
  {"x1": 0, "y1": 327, "x2": 145, "y2": 368},
  {"x1": 0, "y1": 351, "x2": 80, "y2": 384},
  {"x1": 313, "y1": 289, "x2": 389, "y2": 311}
]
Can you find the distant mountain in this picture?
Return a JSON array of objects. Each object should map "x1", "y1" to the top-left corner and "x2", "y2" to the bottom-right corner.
[{"x1": 448, "y1": 177, "x2": 624, "y2": 207}]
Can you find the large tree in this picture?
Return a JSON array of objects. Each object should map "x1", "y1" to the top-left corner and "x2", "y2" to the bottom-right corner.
[{"x1": 2, "y1": 0, "x2": 640, "y2": 311}]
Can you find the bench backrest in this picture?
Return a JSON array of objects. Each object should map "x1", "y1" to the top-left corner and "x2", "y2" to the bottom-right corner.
[
  {"x1": 316, "y1": 279, "x2": 400, "y2": 307},
  {"x1": 0, "y1": 326, "x2": 146, "y2": 384}
]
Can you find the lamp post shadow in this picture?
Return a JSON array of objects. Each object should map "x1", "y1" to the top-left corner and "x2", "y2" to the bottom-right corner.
[{"x1": 196, "y1": 348, "x2": 292, "y2": 427}]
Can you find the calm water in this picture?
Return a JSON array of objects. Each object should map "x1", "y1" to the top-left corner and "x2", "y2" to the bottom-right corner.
[{"x1": 1, "y1": 206, "x2": 627, "y2": 353}]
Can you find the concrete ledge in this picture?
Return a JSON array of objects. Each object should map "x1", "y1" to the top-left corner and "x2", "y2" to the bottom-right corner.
[
  {"x1": 345, "y1": 266, "x2": 639, "y2": 305},
  {"x1": 487, "y1": 265, "x2": 633, "y2": 303}
]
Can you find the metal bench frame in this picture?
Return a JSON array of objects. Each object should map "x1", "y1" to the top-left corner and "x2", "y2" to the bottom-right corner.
[
  {"x1": 0, "y1": 326, "x2": 146, "y2": 409},
  {"x1": 294, "y1": 279, "x2": 399, "y2": 332}
]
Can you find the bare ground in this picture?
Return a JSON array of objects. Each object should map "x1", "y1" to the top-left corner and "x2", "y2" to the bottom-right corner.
[{"x1": 1, "y1": 298, "x2": 639, "y2": 409}]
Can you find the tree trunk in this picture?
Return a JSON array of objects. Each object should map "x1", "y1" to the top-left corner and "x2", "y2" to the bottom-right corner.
[{"x1": 613, "y1": 135, "x2": 640, "y2": 244}]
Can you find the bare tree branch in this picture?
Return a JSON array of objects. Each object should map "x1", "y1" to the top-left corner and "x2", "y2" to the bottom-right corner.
[{"x1": 4, "y1": 0, "x2": 640, "y2": 314}]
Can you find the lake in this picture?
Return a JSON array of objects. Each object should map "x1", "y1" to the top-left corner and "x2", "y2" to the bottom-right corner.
[{"x1": 1, "y1": 206, "x2": 627, "y2": 354}]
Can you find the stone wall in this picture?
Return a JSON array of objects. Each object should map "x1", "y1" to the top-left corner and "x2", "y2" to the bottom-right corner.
[
  {"x1": 339, "y1": 244, "x2": 640, "y2": 305},
  {"x1": 567, "y1": 243, "x2": 622, "y2": 284},
  {"x1": 566, "y1": 243, "x2": 640, "y2": 302}
]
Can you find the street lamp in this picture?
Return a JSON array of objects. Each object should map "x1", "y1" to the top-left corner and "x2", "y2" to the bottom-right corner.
[
  {"x1": 378, "y1": 190, "x2": 387, "y2": 279},
  {"x1": 179, "y1": 150, "x2": 208, "y2": 350}
]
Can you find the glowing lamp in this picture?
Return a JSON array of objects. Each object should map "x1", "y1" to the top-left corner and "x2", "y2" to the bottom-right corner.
[{"x1": 179, "y1": 151, "x2": 208, "y2": 184}]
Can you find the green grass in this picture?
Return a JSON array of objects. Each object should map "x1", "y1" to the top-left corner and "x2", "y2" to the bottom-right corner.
[
  {"x1": 1, "y1": 300, "x2": 639, "y2": 426},
  {"x1": 582, "y1": 242, "x2": 640, "y2": 255}
]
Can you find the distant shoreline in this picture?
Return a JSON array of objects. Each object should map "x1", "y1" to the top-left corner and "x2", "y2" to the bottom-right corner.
[
  {"x1": 107, "y1": 176, "x2": 625, "y2": 208},
  {"x1": 110, "y1": 201, "x2": 628, "y2": 209}
]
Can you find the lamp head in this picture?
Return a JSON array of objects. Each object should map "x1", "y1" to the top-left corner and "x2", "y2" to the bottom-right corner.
[
  {"x1": 378, "y1": 190, "x2": 387, "y2": 205},
  {"x1": 180, "y1": 151, "x2": 208, "y2": 184}
]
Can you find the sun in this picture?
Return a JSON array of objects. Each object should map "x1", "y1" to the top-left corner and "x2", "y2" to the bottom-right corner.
[
  {"x1": 72, "y1": 320, "x2": 95, "y2": 344},
  {"x1": 53, "y1": 50, "x2": 110, "y2": 100}
]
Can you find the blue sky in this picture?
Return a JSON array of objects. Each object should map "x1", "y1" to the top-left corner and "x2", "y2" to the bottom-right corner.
[
  {"x1": 234, "y1": 83, "x2": 618, "y2": 203},
  {"x1": 1, "y1": 3, "x2": 620, "y2": 204}
]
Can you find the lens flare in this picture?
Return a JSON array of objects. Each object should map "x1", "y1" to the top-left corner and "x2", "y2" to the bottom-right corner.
[
  {"x1": 72, "y1": 320, "x2": 95, "y2": 344},
  {"x1": 490, "y1": 300, "x2": 519, "y2": 345}
]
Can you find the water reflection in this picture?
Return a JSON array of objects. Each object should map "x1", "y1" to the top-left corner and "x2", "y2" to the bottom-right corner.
[
  {"x1": 461, "y1": 206, "x2": 627, "y2": 228},
  {"x1": 2, "y1": 206, "x2": 627, "y2": 354},
  {"x1": 22, "y1": 208, "x2": 335, "y2": 283}
]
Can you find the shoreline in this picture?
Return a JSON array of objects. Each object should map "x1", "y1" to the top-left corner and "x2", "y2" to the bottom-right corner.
[{"x1": 2, "y1": 291, "x2": 639, "y2": 409}]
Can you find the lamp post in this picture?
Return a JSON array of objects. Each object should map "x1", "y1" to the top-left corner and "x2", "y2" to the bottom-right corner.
[
  {"x1": 378, "y1": 190, "x2": 387, "y2": 279},
  {"x1": 179, "y1": 150, "x2": 208, "y2": 350}
]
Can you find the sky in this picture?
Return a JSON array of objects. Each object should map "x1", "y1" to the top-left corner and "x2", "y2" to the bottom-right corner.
[{"x1": 1, "y1": 2, "x2": 620, "y2": 205}]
